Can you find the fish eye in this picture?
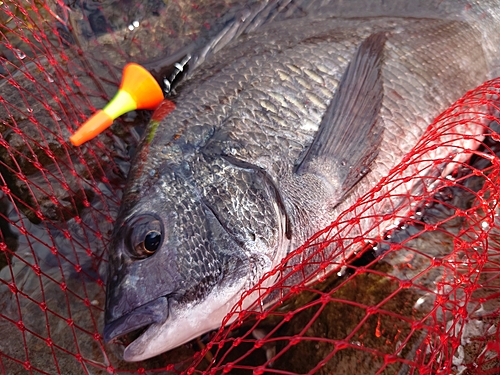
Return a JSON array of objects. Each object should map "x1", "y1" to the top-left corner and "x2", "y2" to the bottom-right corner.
[
  {"x1": 127, "y1": 215, "x2": 163, "y2": 258},
  {"x1": 143, "y1": 230, "x2": 161, "y2": 253}
]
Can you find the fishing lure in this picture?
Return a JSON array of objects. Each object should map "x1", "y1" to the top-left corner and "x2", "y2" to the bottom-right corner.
[{"x1": 70, "y1": 55, "x2": 190, "y2": 146}]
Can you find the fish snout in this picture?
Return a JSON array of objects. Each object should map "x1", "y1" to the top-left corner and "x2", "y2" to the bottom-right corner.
[
  {"x1": 104, "y1": 216, "x2": 180, "y2": 341},
  {"x1": 103, "y1": 296, "x2": 169, "y2": 343}
]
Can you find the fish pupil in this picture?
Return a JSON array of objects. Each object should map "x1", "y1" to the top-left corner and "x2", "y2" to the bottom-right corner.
[{"x1": 144, "y1": 231, "x2": 161, "y2": 253}]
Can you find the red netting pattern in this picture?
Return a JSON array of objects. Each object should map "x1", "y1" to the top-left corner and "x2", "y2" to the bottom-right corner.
[{"x1": 1, "y1": 1, "x2": 500, "y2": 374}]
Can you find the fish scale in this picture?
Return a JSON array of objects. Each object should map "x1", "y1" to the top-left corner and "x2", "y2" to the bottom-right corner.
[
  {"x1": 180, "y1": 17, "x2": 487, "y2": 236},
  {"x1": 103, "y1": 1, "x2": 500, "y2": 362}
]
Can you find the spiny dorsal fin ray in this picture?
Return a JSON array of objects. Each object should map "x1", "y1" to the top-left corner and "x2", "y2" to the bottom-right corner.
[{"x1": 295, "y1": 32, "x2": 386, "y2": 201}]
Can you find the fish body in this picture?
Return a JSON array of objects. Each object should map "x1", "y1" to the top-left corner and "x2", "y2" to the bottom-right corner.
[{"x1": 103, "y1": 0, "x2": 500, "y2": 361}]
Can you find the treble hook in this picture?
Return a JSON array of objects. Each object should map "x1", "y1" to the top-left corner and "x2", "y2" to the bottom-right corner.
[{"x1": 163, "y1": 54, "x2": 191, "y2": 95}]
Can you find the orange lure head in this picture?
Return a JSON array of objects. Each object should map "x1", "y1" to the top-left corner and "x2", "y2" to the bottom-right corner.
[{"x1": 70, "y1": 63, "x2": 166, "y2": 146}]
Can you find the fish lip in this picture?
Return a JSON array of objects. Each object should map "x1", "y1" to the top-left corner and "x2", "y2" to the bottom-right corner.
[{"x1": 103, "y1": 296, "x2": 169, "y2": 343}]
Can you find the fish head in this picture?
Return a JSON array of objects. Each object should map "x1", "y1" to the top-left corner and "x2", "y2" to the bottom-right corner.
[{"x1": 103, "y1": 153, "x2": 291, "y2": 361}]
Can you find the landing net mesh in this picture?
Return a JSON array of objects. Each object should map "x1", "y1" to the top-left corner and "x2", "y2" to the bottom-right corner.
[{"x1": 1, "y1": 1, "x2": 500, "y2": 374}]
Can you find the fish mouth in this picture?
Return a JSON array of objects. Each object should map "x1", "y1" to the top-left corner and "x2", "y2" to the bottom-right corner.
[{"x1": 103, "y1": 296, "x2": 169, "y2": 345}]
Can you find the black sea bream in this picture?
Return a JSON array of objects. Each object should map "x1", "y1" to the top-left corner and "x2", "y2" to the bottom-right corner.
[{"x1": 102, "y1": 0, "x2": 500, "y2": 361}]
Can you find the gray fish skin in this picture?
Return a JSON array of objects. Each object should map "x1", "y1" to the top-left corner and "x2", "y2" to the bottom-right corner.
[{"x1": 103, "y1": 0, "x2": 500, "y2": 362}]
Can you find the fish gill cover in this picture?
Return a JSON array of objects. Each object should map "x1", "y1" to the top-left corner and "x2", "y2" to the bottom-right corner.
[{"x1": 0, "y1": 0, "x2": 500, "y2": 374}]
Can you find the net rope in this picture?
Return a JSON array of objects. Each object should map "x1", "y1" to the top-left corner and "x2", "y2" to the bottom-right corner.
[{"x1": 1, "y1": 0, "x2": 500, "y2": 374}]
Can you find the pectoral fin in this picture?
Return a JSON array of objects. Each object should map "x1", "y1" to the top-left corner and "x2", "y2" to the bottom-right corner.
[{"x1": 295, "y1": 32, "x2": 386, "y2": 200}]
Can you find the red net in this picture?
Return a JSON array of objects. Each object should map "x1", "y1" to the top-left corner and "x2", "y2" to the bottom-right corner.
[{"x1": 1, "y1": 1, "x2": 500, "y2": 374}]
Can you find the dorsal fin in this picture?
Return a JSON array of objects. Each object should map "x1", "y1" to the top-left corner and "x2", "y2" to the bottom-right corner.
[{"x1": 295, "y1": 32, "x2": 386, "y2": 199}]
